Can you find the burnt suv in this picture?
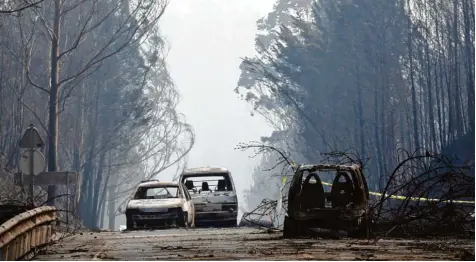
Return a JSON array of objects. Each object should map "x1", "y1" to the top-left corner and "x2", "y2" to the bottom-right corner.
[{"x1": 283, "y1": 164, "x2": 370, "y2": 238}]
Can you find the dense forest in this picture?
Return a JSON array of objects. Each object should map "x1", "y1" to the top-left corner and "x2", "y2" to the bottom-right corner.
[
  {"x1": 0, "y1": 0, "x2": 474, "y2": 231},
  {"x1": 238, "y1": 0, "x2": 474, "y2": 210},
  {"x1": 0, "y1": 0, "x2": 194, "y2": 229}
]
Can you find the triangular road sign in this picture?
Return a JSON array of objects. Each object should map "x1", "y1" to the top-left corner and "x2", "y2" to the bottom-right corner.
[{"x1": 19, "y1": 124, "x2": 45, "y2": 149}]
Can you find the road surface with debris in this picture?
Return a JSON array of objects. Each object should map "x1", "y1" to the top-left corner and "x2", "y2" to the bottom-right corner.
[{"x1": 34, "y1": 227, "x2": 474, "y2": 260}]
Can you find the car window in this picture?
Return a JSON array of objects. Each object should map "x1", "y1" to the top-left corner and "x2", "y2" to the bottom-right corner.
[
  {"x1": 182, "y1": 173, "x2": 234, "y2": 192},
  {"x1": 182, "y1": 184, "x2": 191, "y2": 200},
  {"x1": 134, "y1": 186, "x2": 181, "y2": 199}
]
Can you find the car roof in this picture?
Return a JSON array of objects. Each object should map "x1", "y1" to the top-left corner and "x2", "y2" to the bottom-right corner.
[
  {"x1": 138, "y1": 180, "x2": 180, "y2": 188},
  {"x1": 182, "y1": 166, "x2": 230, "y2": 175},
  {"x1": 297, "y1": 164, "x2": 361, "y2": 172}
]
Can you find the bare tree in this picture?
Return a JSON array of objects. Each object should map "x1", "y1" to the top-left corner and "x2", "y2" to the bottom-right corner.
[
  {"x1": 0, "y1": 0, "x2": 43, "y2": 14},
  {"x1": 17, "y1": 0, "x2": 168, "y2": 205}
]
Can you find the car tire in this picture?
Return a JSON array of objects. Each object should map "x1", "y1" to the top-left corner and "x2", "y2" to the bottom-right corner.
[
  {"x1": 185, "y1": 216, "x2": 190, "y2": 229},
  {"x1": 349, "y1": 215, "x2": 370, "y2": 238},
  {"x1": 356, "y1": 215, "x2": 371, "y2": 238},
  {"x1": 177, "y1": 212, "x2": 188, "y2": 228},
  {"x1": 225, "y1": 219, "x2": 237, "y2": 227},
  {"x1": 283, "y1": 216, "x2": 300, "y2": 238},
  {"x1": 126, "y1": 215, "x2": 133, "y2": 230}
]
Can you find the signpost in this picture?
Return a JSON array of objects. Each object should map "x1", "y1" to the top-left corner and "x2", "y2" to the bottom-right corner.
[
  {"x1": 19, "y1": 124, "x2": 44, "y2": 149},
  {"x1": 13, "y1": 170, "x2": 79, "y2": 225},
  {"x1": 18, "y1": 124, "x2": 45, "y2": 204},
  {"x1": 14, "y1": 171, "x2": 79, "y2": 186},
  {"x1": 19, "y1": 150, "x2": 45, "y2": 176},
  {"x1": 17, "y1": 124, "x2": 79, "y2": 211}
]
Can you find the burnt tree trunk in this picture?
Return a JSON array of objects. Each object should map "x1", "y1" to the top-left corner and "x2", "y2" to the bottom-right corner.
[
  {"x1": 407, "y1": 1, "x2": 420, "y2": 151},
  {"x1": 47, "y1": 0, "x2": 61, "y2": 206},
  {"x1": 462, "y1": 0, "x2": 474, "y2": 130}
]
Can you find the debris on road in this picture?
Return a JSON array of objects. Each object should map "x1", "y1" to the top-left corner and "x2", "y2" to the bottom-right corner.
[
  {"x1": 239, "y1": 212, "x2": 275, "y2": 228},
  {"x1": 33, "y1": 228, "x2": 475, "y2": 261}
]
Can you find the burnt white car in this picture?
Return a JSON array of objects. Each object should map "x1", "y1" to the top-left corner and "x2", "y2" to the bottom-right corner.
[
  {"x1": 179, "y1": 167, "x2": 238, "y2": 227},
  {"x1": 125, "y1": 180, "x2": 195, "y2": 230}
]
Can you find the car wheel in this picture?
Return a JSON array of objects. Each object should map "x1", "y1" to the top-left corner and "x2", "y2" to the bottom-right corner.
[
  {"x1": 126, "y1": 215, "x2": 134, "y2": 230},
  {"x1": 227, "y1": 219, "x2": 237, "y2": 227},
  {"x1": 356, "y1": 215, "x2": 371, "y2": 238},
  {"x1": 349, "y1": 215, "x2": 370, "y2": 238},
  {"x1": 177, "y1": 212, "x2": 188, "y2": 228},
  {"x1": 283, "y1": 216, "x2": 300, "y2": 238}
]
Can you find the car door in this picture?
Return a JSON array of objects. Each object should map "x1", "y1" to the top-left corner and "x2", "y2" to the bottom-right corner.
[
  {"x1": 181, "y1": 183, "x2": 194, "y2": 224},
  {"x1": 186, "y1": 185, "x2": 195, "y2": 224}
]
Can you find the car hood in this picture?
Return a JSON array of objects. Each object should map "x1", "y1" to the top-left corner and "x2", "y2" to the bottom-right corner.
[{"x1": 127, "y1": 198, "x2": 184, "y2": 209}]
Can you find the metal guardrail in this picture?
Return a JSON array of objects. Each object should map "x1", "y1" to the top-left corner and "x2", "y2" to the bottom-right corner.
[{"x1": 0, "y1": 206, "x2": 57, "y2": 261}]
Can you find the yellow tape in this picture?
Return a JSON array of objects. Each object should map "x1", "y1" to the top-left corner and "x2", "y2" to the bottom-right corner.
[
  {"x1": 319, "y1": 181, "x2": 475, "y2": 204},
  {"x1": 281, "y1": 176, "x2": 287, "y2": 185}
]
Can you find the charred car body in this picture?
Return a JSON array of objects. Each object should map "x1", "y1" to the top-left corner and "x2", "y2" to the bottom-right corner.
[
  {"x1": 179, "y1": 167, "x2": 238, "y2": 227},
  {"x1": 283, "y1": 164, "x2": 370, "y2": 238},
  {"x1": 125, "y1": 180, "x2": 195, "y2": 230}
]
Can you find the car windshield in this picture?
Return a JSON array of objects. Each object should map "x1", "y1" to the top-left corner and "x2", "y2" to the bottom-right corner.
[{"x1": 134, "y1": 186, "x2": 180, "y2": 200}]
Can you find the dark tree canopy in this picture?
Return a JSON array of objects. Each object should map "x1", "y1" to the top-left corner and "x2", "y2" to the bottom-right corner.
[
  {"x1": 0, "y1": 0, "x2": 194, "y2": 229},
  {"x1": 238, "y1": 0, "x2": 474, "y2": 195}
]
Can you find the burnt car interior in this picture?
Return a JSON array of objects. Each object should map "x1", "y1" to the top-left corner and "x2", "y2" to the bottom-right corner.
[
  {"x1": 300, "y1": 173, "x2": 325, "y2": 209},
  {"x1": 182, "y1": 173, "x2": 234, "y2": 193},
  {"x1": 299, "y1": 171, "x2": 358, "y2": 209},
  {"x1": 202, "y1": 182, "x2": 210, "y2": 191},
  {"x1": 284, "y1": 165, "x2": 370, "y2": 238},
  {"x1": 331, "y1": 172, "x2": 355, "y2": 207},
  {"x1": 134, "y1": 186, "x2": 181, "y2": 200}
]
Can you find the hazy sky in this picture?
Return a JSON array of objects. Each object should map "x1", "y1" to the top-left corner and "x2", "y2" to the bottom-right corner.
[{"x1": 159, "y1": 0, "x2": 276, "y2": 209}]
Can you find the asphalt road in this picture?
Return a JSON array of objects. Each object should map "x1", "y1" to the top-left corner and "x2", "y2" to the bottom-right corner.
[{"x1": 34, "y1": 227, "x2": 474, "y2": 260}]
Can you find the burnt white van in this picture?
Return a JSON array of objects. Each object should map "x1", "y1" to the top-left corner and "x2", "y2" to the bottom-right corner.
[{"x1": 179, "y1": 167, "x2": 238, "y2": 227}]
